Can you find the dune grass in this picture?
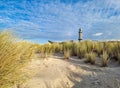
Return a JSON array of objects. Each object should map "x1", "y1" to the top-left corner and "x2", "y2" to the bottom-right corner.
[
  {"x1": 102, "y1": 51, "x2": 108, "y2": 67},
  {"x1": 77, "y1": 42, "x2": 87, "y2": 59},
  {"x1": 0, "y1": 31, "x2": 34, "y2": 88},
  {"x1": 36, "y1": 40, "x2": 120, "y2": 67},
  {"x1": 117, "y1": 53, "x2": 120, "y2": 64},
  {"x1": 64, "y1": 49, "x2": 71, "y2": 60},
  {"x1": 85, "y1": 52, "x2": 96, "y2": 65},
  {"x1": 94, "y1": 42, "x2": 104, "y2": 57},
  {"x1": 85, "y1": 40, "x2": 94, "y2": 53}
]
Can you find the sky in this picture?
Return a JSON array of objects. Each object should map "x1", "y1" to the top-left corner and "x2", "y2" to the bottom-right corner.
[{"x1": 0, "y1": 0, "x2": 120, "y2": 43}]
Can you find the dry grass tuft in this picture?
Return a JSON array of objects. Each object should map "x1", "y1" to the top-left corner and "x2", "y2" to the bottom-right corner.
[
  {"x1": 77, "y1": 42, "x2": 87, "y2": 59},
  {"x1": 102, "y1": 51, "x2": 108, "y2": 67},
  {"x1": 64, "y1": 49, "x2": 71, "y2": 60},
  {"x1": 0, "y1": 31, "x2": 34, "y2": 88},
  {"x1": 85, "y1": 52, "x2": 96, "y2": 65},
  {"x1": 117, "y1": 53, "x2": 120, "y2": 64}
]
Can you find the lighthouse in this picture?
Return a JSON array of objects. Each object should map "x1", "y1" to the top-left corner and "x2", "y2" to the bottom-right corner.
[{"x1": 78, "y1": 28, "x2": 82, "y2": 42}]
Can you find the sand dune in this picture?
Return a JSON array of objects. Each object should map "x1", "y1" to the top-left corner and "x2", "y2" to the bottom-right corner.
[{"x1": 22, "y1": 54, "x2": 120, "y2": 88}]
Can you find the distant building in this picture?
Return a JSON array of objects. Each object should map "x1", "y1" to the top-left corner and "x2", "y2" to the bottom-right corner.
[
  {"x1": 48, "y1": 28, "x2": 83, "y2": 43},
  {"x1": 78, "y1": 28, "x2": 82, "y2": 42}
]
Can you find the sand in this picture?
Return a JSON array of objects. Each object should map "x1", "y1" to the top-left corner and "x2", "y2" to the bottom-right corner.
[{"x1": 20, "y1": 54, "x2": 120, "y2": 88}]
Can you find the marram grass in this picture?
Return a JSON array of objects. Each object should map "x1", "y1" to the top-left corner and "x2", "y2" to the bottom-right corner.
[
  {"x1": 85, "y1": 52, "x2": 96, "y2": 65},
  {"x1": 0, "y1": 31, "x2": 34, "y2": 88},
  {"x1": 77, "y1": 42, "x2": 87, "y2": 59},
  {"x1": 102, "y1": 51, "x2": 108, "y2": 67},
  {"x1": 117, "y1": 53, "x2": 120, "y2": 64},
  {"x1": 94, "y1": 42, "x2": 104, "y2": 57},
  {"x1": 64, "y1": 49, "x2": 71, "y2": 60},
  {"x1": 35, "y1": 40, "x2": 120, "y2": 67}
]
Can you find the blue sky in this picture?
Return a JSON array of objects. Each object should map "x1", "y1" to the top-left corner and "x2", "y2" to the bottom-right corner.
[{"x1": 0, "y1": 0, "x2": 120, "y2": 43}]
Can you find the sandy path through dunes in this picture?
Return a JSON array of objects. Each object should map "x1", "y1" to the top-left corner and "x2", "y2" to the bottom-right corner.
[
  {"x1": 25, "y1": 55, "x2": 77, "y2": 88},
  {"x1": 23, "y1": 54, "x2": 120, "y2": 88}
]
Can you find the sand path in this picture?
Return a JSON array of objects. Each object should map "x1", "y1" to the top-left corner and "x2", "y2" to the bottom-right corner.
[{"x1": 23, "y1": 54, "x2": 120, "y2": 88}]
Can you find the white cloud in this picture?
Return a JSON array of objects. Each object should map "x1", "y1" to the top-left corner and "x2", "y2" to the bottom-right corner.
[{"x1": 93, "y1": 33, "x2": 103, "y2": 36}]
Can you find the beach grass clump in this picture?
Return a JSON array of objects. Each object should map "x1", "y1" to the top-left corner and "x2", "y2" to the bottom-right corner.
[
  {"x1": 63, "y1": 42, "x2": 72, "y2": 51},
  {"x1": 41, "y1": 44, "x2": 54, "y2": 58},
  {"x1": 102, "y1": 51, "x2": 108, "y2": 67},
  {"x1": 113, "y1": 43, "x2": 120, "y2": 60},
  {"x1": 35, "y1": 42, "x2": 63, "y2": 57},
  {"x1": 34, "y1": 44, "x2": 42, "y2": 53},
  {"x1": 71, "y1": 42, "x2": 78, "y2": 56},
  {"x1": 103, "y1": 42, "x2": 120, "y2": 61},
  {"x1": 105, "y1": 42, "x2": 116, "y2": 59},
  {"x1": 64, "y1": 49, "x2": 71, "y2": 60},
  {"x1": 77, "y1": 42, "x2": 87, "y2": 59},
  {"x1": 117, "y1": 53, "x2": 120, "y2": 64},
  {"x1": 0, "y1": 31, "x2": 34, "y2": 88},
  {"x1": 85, "y1": 52, "x2": 96, "y2": 65},
  {"x1": 85, "y1": 40, "x2": 95, "y2": 53},
  {"x1": 94, "y1": 42, "x2": 104, "y2": 57},
  {"x1": 51, "y1": 43, "x2": 63, "y2": 53}
]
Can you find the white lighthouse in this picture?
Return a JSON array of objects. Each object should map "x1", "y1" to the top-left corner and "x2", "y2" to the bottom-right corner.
[{"x1": 78, "y1": 28, "x2": 82, "y2": 42}]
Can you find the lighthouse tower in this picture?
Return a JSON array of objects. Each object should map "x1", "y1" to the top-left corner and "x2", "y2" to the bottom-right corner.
[{"x1": 78, "y1": 28, "x2": 82, "y2": 42}]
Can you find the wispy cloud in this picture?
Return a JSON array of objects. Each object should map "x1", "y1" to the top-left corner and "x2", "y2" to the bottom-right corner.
[
  {"x1": 93, "y1": 33, "x2": 103, "y2": 36},
  {"x1": 0, "y1": 0, "x2": 120, "y2": 43}
]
